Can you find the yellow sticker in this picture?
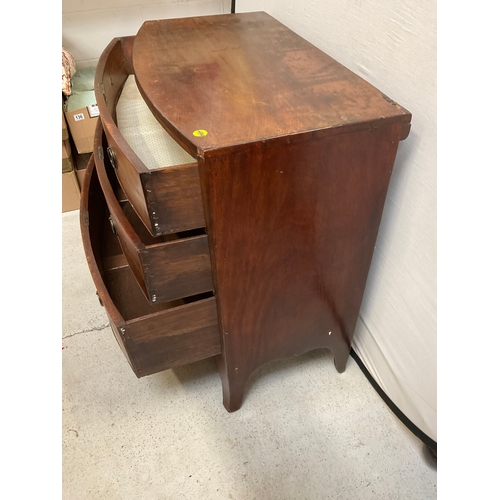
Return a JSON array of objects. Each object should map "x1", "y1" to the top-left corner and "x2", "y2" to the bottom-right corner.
[{"x1": 193, "y1": 129, "x2": 208, "y2": 137}]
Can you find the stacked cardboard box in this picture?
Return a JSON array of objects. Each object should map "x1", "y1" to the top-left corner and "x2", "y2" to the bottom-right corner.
[
  {"x1": 64, "y1": 104, "x2": 99, "y2": 154},
  {"x1": 62, "y1": 111, "x2": 81, "y2": 213},
  {"x1": 75, "y1": 153, "x2": 91, "y2": 188},
  {"x1": 63, "y1": 67, "x2": 99, "y2": 154},
  {"x1": 62, "y1": 133, "x2": 73, "y2": 173}
]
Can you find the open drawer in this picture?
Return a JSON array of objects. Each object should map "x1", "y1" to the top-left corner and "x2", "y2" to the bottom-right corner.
[
  {"x1": 94, "y1": 119, "x2": 214, "y2": 304},
  {"x1": 94, "y1": 36, "x2": 206, "y2": 237},
  {"x1": 80, "y1": 153, "x2": 221, "y2": 378}
]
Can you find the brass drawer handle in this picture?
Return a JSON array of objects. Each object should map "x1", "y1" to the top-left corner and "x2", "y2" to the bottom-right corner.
[{"x1": 107, "y1": 146, "x2": 117, "y2": 169}]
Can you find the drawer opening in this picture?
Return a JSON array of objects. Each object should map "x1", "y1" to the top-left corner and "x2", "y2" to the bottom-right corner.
[
  {"x1": 116, "y1": 75, "x2": 197, "y2": 171},
  {"x1": 95, "y1": 37, "x2": 207, "y2": 236},
  {"x1": 104, "y1": 262, "x2": 213, "y2": 322},
  {"x1": 99, "y1": 191, "x2": 214, "y2": 320},
  {"x1": 96, "y1": 139, "x2": 214, "y2": 305},
  {"x1": 82, "y1": 156, "x2": 221, "y2": 377},
  {"x1": 119, "y1": 198, "x2": 206, "y2": 246}
]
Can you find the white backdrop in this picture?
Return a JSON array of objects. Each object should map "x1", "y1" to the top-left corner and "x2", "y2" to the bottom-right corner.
[
  {"x1": 63, "y1": 0, "x2": 437, "y2": 442},
  {"x1": 239, "y1": 0, "x2": 437, "y2": 442},
  {"x1": 62, "y1": 0, "x2": 233, "y2": 67}
]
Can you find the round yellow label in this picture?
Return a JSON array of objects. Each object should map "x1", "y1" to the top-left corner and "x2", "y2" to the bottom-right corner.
[{"x1": 193, "y1": 129, "x2": 208, "y2": 137}]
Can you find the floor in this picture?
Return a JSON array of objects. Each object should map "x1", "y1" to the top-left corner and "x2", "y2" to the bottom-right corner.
[{"x1": 62, "y1": 209, "x2": 437, "y2": 500}]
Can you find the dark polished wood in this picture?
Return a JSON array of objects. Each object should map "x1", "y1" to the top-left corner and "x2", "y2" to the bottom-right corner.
[
  {"x1": 80, "y1": 155, "x2": 221, "y2": 377},
  {"x1": 133, "y1": 12, "x2": 410, "y2": 157},
  {"x1": 200, "y1": 123, "x2": 402, "y2": 410},
  {"x1": 84, "y1": 12, "x2": 412, "y2": 411},
  {"x1": 94, "y1": 120, "x2": 214, "y2": 304},
  {"x1": 131, "y1": 12, "x2": 411, "y2": 411},
  {"x1": 94, "y1": 36, "x2": 206, "y2": 236}
]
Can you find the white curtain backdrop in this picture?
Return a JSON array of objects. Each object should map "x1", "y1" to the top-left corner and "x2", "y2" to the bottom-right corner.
[{"x1": 248, "y1": 0, "x2": 437, "y2": 441}]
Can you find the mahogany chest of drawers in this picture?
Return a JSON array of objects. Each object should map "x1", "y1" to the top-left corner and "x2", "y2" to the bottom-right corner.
[{"x1": 80, "y1": 12, "x2": 411, "y2": 411}]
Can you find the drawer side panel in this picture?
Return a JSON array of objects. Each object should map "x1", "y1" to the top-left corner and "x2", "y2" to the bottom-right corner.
[
  {"x1": 126, "y1": 297, "x2": 221, "y2": 376},
  {"x1": 141, "y1": 235, "x2": 214, "y2": 303}
]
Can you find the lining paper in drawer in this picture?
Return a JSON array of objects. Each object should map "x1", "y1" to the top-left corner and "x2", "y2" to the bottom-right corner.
[{"x1": 116, "y1": 75, "x2": 195, "y2": 170}]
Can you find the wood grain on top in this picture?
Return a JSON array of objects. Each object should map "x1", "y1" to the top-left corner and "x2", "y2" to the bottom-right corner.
[{"x1": 133, "y1": 12, "x2": 411, "y2": 155}]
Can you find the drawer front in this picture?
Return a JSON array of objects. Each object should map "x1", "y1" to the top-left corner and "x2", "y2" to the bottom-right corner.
[
  {"x1": 95, "y1": 121, "x2": 214, "y2": 304},
  {"x1": 121, "y1": 296, "x2": 220, "y2": 377},
  {"x1": 80, "y1": 154, "x2": 221, "y2": 378},
  {"x1": 95, "y1": 36, "x2": 206, "y2": 237}
]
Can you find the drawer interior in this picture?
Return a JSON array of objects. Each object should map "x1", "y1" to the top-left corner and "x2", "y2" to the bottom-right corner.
[
  {"x1": 95, "y1": 37, "x2": 206, "y2": 237},
  {"x1": 99, "y1": 139, "x2": 213, "y2": 304},
  {"x1": 104, "y1": 263, "x2": 213, "y2": 322},
  {"x1": 100, "y1": 195, "x2": 213, "y2": 322},
  {"x1": 82, "y1": 158, "x2": 220, "y2": 377},
  {"x1": 88, "y1": 158, "x2": 213, "y2": 321},
  {"x1": 116, "y1": 75, "x2": 196, "y2": 170}
]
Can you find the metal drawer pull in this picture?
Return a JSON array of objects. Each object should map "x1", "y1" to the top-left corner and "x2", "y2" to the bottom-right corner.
[{"x1": 107, "y1": 146, "x2": 117, "y2": 169}]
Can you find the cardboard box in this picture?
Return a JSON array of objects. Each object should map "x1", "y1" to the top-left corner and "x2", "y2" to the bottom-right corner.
[
  {"x1": 76, "y1": 164, "x2": 87, "y2": 189},
  {"x1": 73, "y1": 151, "x2": 91, "y2": 189},
  {"x1": 62, "y1": 111, "x2": 69, "y2": 140},
  {"x1": 62, "y1": 139, "x2": 73, "y2": 173},
  {"x1": 62, "y1": 169, "x2": 81, "y2": 213},
  {"x1": 64, "y1": 104, "x2": 98, "y2": 154}
]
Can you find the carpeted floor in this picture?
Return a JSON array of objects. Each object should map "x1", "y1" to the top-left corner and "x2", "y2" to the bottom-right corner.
[{"x1": 62, "y1": 209, "x2": 436, "y2": 500}]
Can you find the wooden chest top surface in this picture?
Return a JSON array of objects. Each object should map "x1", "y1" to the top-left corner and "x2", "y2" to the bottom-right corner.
[{"x1": 133, "y1": 11, "x2": 411, "y2": 155}]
